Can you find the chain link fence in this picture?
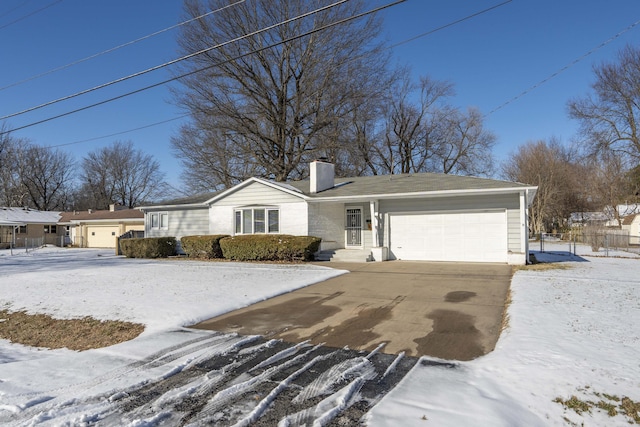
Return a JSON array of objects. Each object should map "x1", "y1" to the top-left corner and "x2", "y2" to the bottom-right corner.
[{"x1": 537, "y1": 228, "x2": 640, "y2": 257}]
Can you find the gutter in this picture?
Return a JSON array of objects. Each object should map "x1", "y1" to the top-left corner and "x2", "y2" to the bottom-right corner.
[{"x1": 306, "y1": 186, "x2": 539, "y2": 203}]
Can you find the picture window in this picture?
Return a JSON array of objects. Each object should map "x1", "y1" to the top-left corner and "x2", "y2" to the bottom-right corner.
[{"x1": 234, "y1": 208, "x2": 279, "y2": 234}]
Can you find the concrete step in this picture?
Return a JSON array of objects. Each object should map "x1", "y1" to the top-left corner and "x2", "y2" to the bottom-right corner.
[{"x1": 315, "y1": 249, "x2": 372, "y2": 262}]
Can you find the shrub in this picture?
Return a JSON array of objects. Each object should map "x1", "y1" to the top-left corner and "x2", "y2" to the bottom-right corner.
[
  {"x1": 119, "y1": 237, "x2": 176, "y2": 258},
  {"x1": 181, "y1": 235, "x2": 229, "y2": 259},
  {"x1": 219, "y1": 234, "x2": 321, "y2": 262}
]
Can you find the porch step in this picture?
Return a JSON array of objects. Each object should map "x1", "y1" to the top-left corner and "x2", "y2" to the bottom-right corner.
[{"x1": 315, "y1": 249, "x2": 372, "y2": 262}]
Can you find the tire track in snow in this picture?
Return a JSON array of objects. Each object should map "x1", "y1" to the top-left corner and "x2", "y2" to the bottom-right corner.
[
  {"x1": 1, "y1": 337, "x2": 419, "y2": 426},
  {"x1": 0, "y1": 332, "x2": 250, "y2": 426}
]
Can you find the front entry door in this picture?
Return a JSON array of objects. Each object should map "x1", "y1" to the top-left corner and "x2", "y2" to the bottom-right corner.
[{"x1": 345, "y1": 208, "x2": 362, "y2": 247}]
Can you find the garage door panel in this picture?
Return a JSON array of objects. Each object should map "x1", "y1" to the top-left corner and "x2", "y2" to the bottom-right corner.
[
  {"x1": 87, "y1": 226, "x2": 120, "y2": 248},
  {"x1": 389, "y1": 211, "x2": 507, "y2": 263}
]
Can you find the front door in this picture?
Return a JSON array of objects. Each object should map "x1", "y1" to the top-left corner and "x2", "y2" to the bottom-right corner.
[{"x1": 345, "y1": 207, "x2": 362, "y2": 247}]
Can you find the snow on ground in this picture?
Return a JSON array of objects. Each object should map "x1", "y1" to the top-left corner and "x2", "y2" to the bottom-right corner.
[
  {"x1": 1, "y1": 244, "x2": 639, "y2": 426},
  {"x1": 368, "y1": 242, "x2": 640, "y2": 426},
  {"x1": 0, "y1": 247, "x2": 346, "y2": 402}
]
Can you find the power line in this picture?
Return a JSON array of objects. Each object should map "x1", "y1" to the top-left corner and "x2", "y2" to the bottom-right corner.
[
  {"x1": 0, "y1": 0, "x2": 351, "y2": 121},
  {"x1": 0, "y1": 0, "x2": 406, "y2": 137},
  {"x1": 389, "y1": 0, "x2": 512, "y2": 50},
  {"x1": 0, "y1": 0, "x2": 62, "y2": 31},
  {"x1": 6, "y1": 0, "x2": 503, "y2": 146},
  {"x1": 44, "y1": 114, "x2": 190, "y2": 149},
  {"x1": 486, "y1": 17, "x2": 640, "y2": 117},
  {"x1": 0, "y1": 0, "x2": 246, "y2": 92},
  {"x1": 0, "y1": 0, "x2": 31, "y2": 20}
]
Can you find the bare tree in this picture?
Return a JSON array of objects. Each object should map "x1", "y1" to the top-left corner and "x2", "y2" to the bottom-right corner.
[
  {"x1": 568, "y1": 44, "x2": 640, "y2": 161},
  {"x1": 375, "y1": 74, "x2": 453, "y2": 174},
  {"x1": 373, "y1": 74, "x2": 495, "y2": 176},
  {"x1": 502, "y1": 139, "x2": 582, "y2": 234},
  {"x1": 81, "y1": 141, "x2": 166, "y2": 208},
  {"x1": 171, "y1": 0, "x2": 389, "y2": 189},
  {"x1": 0, "y1": 125, "x2": 28, "y2": 207},
  {"x1": 431, "y1": 107, "x2": 496, "y2": 176},
  {"x1": 584, "y1": 153, "x2": 638, "y2": 227},
  {"x1": 14, "y1": 144, "x2": 75, "y2": 210}
]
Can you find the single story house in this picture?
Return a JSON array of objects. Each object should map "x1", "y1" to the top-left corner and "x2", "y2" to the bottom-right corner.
[
  {"x1": 140, "y1": 161, "x2": 538, "y2": 265},
  {"x1": 0, "y1": 207, "x2": 63, "y2": 248},
  {"x1": 622, "y1": 213, "x2": 640, "y2": 245},
  {"x1": 58, "y1": 205, "x2": 144, "y2": 248}
]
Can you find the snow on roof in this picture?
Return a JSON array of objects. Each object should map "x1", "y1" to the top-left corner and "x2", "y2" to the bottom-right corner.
[{"x1": 0, "y1": 207, "x2": 61, "y2": 224}]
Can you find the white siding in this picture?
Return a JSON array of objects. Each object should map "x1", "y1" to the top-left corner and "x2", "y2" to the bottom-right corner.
[
  {"x1": 308, "y1": 202, "x2": 344, "y2": 250},
  {"x1": 209, "y1": 181, "x2": 309, "y2": 236},
  {"x1": 145, "y1": 207, "x2": 209, "y2": 240},
  {"x1": 212, "y1": 181, "x2": 303, "y2": 206}
]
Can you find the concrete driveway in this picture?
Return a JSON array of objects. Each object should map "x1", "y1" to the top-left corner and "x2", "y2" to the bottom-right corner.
[{"x1": 191, "y1": 261, "x2": 512, "y2": 360}]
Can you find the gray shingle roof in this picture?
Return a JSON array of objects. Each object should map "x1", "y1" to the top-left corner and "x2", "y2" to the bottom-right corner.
[{"x1": 285, "y1": 173, "x2": 533, "y2": 198}]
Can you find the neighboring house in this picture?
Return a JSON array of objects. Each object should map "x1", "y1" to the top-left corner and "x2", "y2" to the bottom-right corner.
[
  {"x1": 0, "y1": 207, "x2": 63, "y2": 248},
  {"x1": 569, "y1": 211, "x2": 610, "y2": 228},
  {"x1": 622, "y1": 214, "x2": 640, "y2": 245},
  {"x1": 140, "y1": 161, "x2": 538, "y2": 265},
  {"x1": 58, "y1": 205, "x2": 144, "y2": 249}
]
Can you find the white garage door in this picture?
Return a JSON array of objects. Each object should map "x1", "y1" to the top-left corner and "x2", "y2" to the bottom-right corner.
[
  {"x1": 389, "y1": 211, "x2": 508, "y2": 263},
  {"x1": 86, "y1": 226, "x2": 120, "y2": 248}
]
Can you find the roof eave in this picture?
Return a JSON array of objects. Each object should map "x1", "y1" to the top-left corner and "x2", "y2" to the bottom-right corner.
[
  {"x1": 307, "y1": 186, "x2": 539, "y2": 202},
  {"x1": 204, "y1": 177, "x2": 309, "y2": 205},
  {"x1": 137, "y1": 203, "x2": 208, "y2": 211}
]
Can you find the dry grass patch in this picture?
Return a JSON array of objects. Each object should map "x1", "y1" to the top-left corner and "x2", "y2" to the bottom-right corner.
[
  {"x1": 0, "y1": 310, "x2": 144, "y2": 351},
  {"x1": 513, "y1": 262, "x2": 572, "y2": 272},
  {"x1": 554, "y1": 389, "x2": 640, "y2": 425},
  {"x1": 500, "y1": 286, "x2": 512, "y2": 332}
]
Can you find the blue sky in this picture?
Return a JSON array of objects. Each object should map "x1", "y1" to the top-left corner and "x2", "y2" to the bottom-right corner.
[{"x1": 1, "y1": 0, "x2": 640, "y2": 191}]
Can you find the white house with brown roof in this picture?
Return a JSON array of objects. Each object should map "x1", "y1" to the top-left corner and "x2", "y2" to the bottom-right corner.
[
  {"x1": 58, "y1": 205, "x2": 144, "y2": 248},
  {"x1": 140, "y1": 161, "x2": 537, "y2": 264}
]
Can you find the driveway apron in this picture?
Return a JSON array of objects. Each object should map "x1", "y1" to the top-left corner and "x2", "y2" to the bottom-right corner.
[{"x1": 191, "y1": 261, "x2": 512, "y2": 360}]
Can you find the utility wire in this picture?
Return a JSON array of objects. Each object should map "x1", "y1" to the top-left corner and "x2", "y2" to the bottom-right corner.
[
  {"x1": 18, "y1": 0, "x2": 505, "y2": 147},
  {"x1": 389, "y1": 0, "x2": 512, "y2": 50},
  {"x1": 0, "y1": 0, "x2": 405, "y2": 136},
  {"x1": 0, "y1": 0, "x2": 31, "y2": 20},
  {"x1": 0, "y1": 0, "x2": 246, "y2": 92},
  {"x1": 485, "y1": 17, "x2": 640, "y2": 117},
  {"x1": 0, "y1": 0, "x2": 350, "y2": 121},
  {"x1": 0, "y1": 0, "x2": 62, "y2": 31},
  {"x1": 45, "y1": 114, "x2": 190, "y2": 149}
]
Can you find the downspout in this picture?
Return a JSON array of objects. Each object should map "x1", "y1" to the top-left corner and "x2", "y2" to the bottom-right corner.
[
  {"x1": 524, "y1": 189, "x2": 531, "y2": 264},
  {"x1": 369, "y1": 199, "x2": 379, "y2": 247}
]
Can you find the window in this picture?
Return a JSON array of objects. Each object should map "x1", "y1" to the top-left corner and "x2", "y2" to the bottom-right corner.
[
  {"x1": 268, "y1": 210, "x2": 279, "y2": 233},
  {"x1": 44, "y1": 225, "x2": 57, "y2": 234},
  {"x1": 150, "y1": 212, "x2": 168, "y2": 230},
  {"x1": 234, "y1": 208, "x2": 279, "y2": 234},
  {"x1": 160, "y1": 213, "x2": 168, "y2": 228},
  {"x1": 18, "y1": 225, "x2": 27, "y2": 234}
]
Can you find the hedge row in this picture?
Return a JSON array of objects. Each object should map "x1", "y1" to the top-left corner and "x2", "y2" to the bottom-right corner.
[
  {"x1": 119, "y1": 237, "x2": 176, "y2": 258},
  {"x1": 218, "y1": 235, "x2": 321, "y2": 262},
  {"x1": 119, "y1": 234, "x2": 322, "y2": 262},
  {"x1": 180, "y1": 235, "x2": 229, "y2": 259}
]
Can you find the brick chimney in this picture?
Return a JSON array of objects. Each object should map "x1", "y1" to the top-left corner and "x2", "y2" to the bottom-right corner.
[{"x1": 310, "y1": 159, "x2": 334, "y2": 194}]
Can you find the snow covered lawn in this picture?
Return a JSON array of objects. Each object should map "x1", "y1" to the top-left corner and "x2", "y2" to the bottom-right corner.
[
  {"x1": 1, "y1": 244, "x2": 639, "y2": 426},
  {"x1": 368, "y1": 244, "x2": 640, "y2": 426}
]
